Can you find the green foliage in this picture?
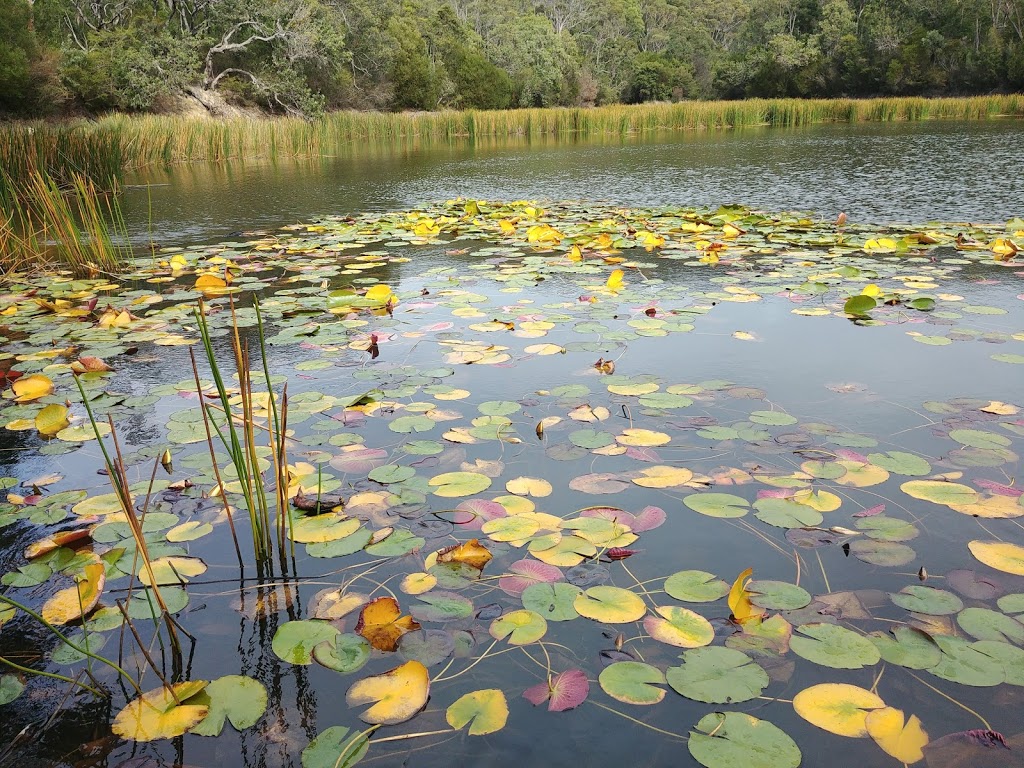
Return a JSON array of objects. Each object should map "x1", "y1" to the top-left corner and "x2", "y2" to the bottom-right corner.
[{"x1": 0, "y1": 0, "x2": 37, "y2": 112}]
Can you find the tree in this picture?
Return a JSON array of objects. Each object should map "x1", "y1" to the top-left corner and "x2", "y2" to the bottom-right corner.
[{"x1": 0, "y1": 0, "x2": 36, "y2": 111}]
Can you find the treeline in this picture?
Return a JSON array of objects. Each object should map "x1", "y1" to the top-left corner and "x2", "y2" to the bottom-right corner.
[{"x1": 2, "y1": 0, "x2": 1023, "y2": 118}]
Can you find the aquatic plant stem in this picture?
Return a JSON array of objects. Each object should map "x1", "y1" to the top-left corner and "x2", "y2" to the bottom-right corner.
[
  {"x1": 0, "y1": 655, "x2": 103, "y2": 697},
  {"x1": 0, "y1": 595, "x2": 142, "y2": 695}
]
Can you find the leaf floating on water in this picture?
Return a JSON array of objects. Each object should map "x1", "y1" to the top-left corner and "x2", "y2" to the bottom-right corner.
[
  {"x1": 355, "y1": 597, "x2": 420, "y2": 652},
  {"x1": 272, "y1": 620, "x2": 341, "y2": 665},
  {"x1": 436, "y1": 538, "x2": 492, "y2": 570},
  {"x1": 522, "y1": 668, "x2": 589, "y2": 712},
  {"x1": 112, "y1": 681, "x2": 210, "y2": 741},
  {"x1": 968, "y1": 540, "x2": 1024, "y2": 575},
  {"x1": 301, "y1": 726, "x2": 371, "y2": 768},
  {"x1": 598, "y1": 661, "x2": 666, "y2": 705},
  {"x1": 865, "y1": 707, "x2": 929, "y2": 763},
  {"x1": 688, "y1": 712, "x2": 801, "y2": 768},
  {"x1": 41, "y1": 561, "x2": 104, "y2": 625},
  {"x1": 346, "y1": 660, "x2": 429, "y2": 725},
  {"x1": 446, "y1": 689, "x2": 508, "y2": 735},
  {"x1": 666, "y1": 646, "x2": 769, "y2": 704},
  {"x1": 12, "y1": 374, "x2": 53, "y2": 403},
  {"x1": 727, "y1": 567, "x2": 763, "y2": 625},
  {"x1": 574, "y1": 586, "x2": 646, "y2": 624},
  {"x1": 793, "y1": 683, "x2": 885, "y2": 737},
  {"x1": 190, "y1": 675, "x2": 268, "y2": 737}
]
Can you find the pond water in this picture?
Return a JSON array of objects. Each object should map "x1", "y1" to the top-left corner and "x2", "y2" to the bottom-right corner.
[{"x1": 0, "y1": 124, "x2": 1023, "y2": 768}]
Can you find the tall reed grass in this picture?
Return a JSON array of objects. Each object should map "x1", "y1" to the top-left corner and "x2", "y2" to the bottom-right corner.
[
  {"x1": 0, "y1": 170, "x2": 132, "y2": 276},
  {"x1": 2, "y1": 95, "x2": 1021, "y2": 191}
]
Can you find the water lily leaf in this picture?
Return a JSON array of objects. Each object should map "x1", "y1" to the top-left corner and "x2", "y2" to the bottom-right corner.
[
  {"x1": 664, "y1": 570, "x2": 730, "y2": 602},
  {"x1": 616, "y1": 428, "x2": 670, "y2": 447},
  {"x1": 289, "y1": 514, "x2": 361, "y2": 544},
  {"x1": 574, "y1": 586, "x2": 646, "y2": 623},
  {"x1": 973, "y1": 640, "x2": 1024, "y2": 685},
  {"x1": 355, "y1": 597, "x2": 420, "y2": 652},
  {"x1": 929, "y1": 636, "x2": 1005, "y2": 686},
  {"x1": 41, "y1": 561, "x2": 104, "y2": 625},
  {"x1": 12, "y1": 374, "x2": 54, "y2": 403},
  {"x1": 949, "y1": 429, "x2": 1011, "y2": 450},
  {"x1": 410, "y1": 591, "x2": 474, "y2": 622},
  {"x1": 482, "y1": 516, "x2": 540, "y2": 542},
  {"x1": 398, "y1": 629, "x2": 455, "y2": 667},
  {"x1": 436, "y1": 539, "x2": 492, "y2": 570},
  {"x1": 0, "y1": 674, "x2": 24, "y2": 705},
  {"x1": 866, "y1": 707, "x2": 929, "y2": 764},
  {"x1": 523, "y1": 668, "x2": 589, "y2": 712},
  {"x1": 521, "y1": 582, "x2": 582, "y2": 621},
  {"x1": 790, "y1": 623, "x2": 881, "y2": 669},
  {"x1": 446, "y1": 689, "x2": 508, "y2": 735},
  {"x1": 35, "y1": 404, "x2": 69, "y2": 436},
  {"x1": 138, "y1": 556, "x2": 206, "y2": 586},
  {"x1": 126, "y1": 586, "x2": 189, "y2": 619},
  {"x1": 666, "y1": 646, "x2": 769, "y2": 703},
  {"x1": 902, "y1": 480, "x2": 979, "y2": 506},
  {"x1": 568, "y1": 429, "x2": 616, "y2": 449},
  {"x1": 301, "y1": 726, "x2": 370, "y2": 768},
  {"x1": 844, "y1": 295, "x2": 877, "y2": 316},
  {"x1": 314, "y1": 633, "x2": 371, "y2": 674},
  {"x1": 753, "y1": 497, "x2": 822, "y2": 528},
  {"x1": 165, "y1": 521, "x2": 213, "y2": 542},
  {"x1": 499, "y1": 559, "x2": 564, "y2": 597},
  {"x1": 968, "y1": 540, "x2": 1024, "y2": 575},
  {"x1": 689, "y1": 712, "x2": 801, "y2": 768},
  {"x1": 367, "y1": 464, "x2": 415, "y2": 483},
  {"x1": 869, "y1": 626, "x2": 941, "y2": 670},
  {"x1": 644, "y1": 605, "x2": 714, "y2": 648},
  {"x1": 630, "y1": 466, "x2": 693, "y2": 488},
  {"x1": 728, "y1": 568, "x2": 763, "y2": 625},
  {"x1": 428, "y1": 471, "x2": 491, "y2": 497},
  {"x1": 867, "y1": 451, "x2": 932, "y2": 476},
  {"x1": 505, "y1": 476, "x2": 553, "y2": 497},
  {"x1": 793, "y1": 683, "x2": 885, "y2": 737},
  {"x1": 747, "y1": 580, "x2": 811, "y2": 610},
  {"x1": 891, "y1": 586, "x2": 964, "y2": 616},
  {"x1": 849, "y1": 539, "x2": 917, "y2": 566},
  {"x1": 685, "y1": 493, "x2": 750, "y2": 518},
  {"x1": 346, "y1": 660, "x2": 429, "y2": 725},
  {"x1": 489, "y1": 609, "x2": 547, "y2": 645},
  {"x1": 957, "y1": 608, "x2": 1024, "y2": 644},
  {"x1": 190, "y1": 675, "x2": 267, "y2": 736},
  {"x1": 112, "y1": 681, "x2": 210, "y2": 741},
  {"x1": 833, "y1": 461, "x2": 889, "y2": 487},
  {"x1": 599, "y1": 661, "x2": 666, "y2": 704},
  {"x1": 273, "y1": 620, "x2": 341, "y2": 664},
  {"x1": 568, "y1": 472, "x2": 628, "y2": 494}
]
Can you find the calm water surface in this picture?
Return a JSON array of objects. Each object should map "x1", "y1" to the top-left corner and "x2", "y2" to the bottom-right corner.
[
  {"x1": 1, "y1": 123, "x2": 1023, "y2": 768},
  {"x1": 122, "y1": 120, "x2": 1024, "y2": 246}
]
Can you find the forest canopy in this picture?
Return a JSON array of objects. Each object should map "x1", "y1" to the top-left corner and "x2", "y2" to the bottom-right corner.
[{"x1": 2, "y1": 0, "x2": 1024, "y2": 117}]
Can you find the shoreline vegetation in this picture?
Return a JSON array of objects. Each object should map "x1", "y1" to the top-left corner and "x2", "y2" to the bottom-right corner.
[{"x1": 1, "y1": 94, "x2": 1023, "y2": 276}]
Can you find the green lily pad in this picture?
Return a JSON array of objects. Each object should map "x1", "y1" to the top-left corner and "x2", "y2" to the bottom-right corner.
[
  {"x1": 313, "y1": 633, "x2": 371, "y2": 674},
  {"x1": 684, "y1": 493, "x2": 750, "y2": 518},
  {"x1": 688, "y1": 712, "x2": 800, "y2": 768},
  {"x1": 666, "y1": 647, "x2": 769, "y2": 704},
  {"x1": 521, "y1": 582, "x2": 582, "y2": 621},
  {"x1": 301, "y1": 725, "x2": 370, "y2": 768},
  {"x1": 664, "y1": 570, "x2": 730, "y2": 603},
  {"x1": 190, "y1": 675, "x2": 268, "y2": 736},
  {"x1": 790, "y1": 623, "x2": 881, "y2": 669},
  {"x1": 890, "y1": 585, "x2": 963, "y2": 615},
  {"x1": 868, "y1": 626, "x2": 941, "y2": 670},
  {"x1": 747, "y1": 580, "x2": 812, "y2": 610},
  {"x1": 956, "y1": 607, "x2": 1024, "y2": 644},
  {"x1": 598, "y1": 661, "x2": 667, "y2": 705},
  {"x1": 272, "y1": 620, "x2": 341, "y2": 665}
]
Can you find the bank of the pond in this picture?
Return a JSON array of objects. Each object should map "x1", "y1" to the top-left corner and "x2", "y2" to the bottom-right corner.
[{"x1": 3, "y1": 95, "x2": 1024, "y2": 197}]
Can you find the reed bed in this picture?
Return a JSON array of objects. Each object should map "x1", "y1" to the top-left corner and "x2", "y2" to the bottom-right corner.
[{"x1": 2, "y1": 95, "x2": 1021, "y2": 191}]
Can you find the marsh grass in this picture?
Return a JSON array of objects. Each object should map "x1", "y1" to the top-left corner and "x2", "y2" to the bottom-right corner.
[
  {"x1": 1, "y1": 170, "x2": 132, "y2": 276},
  {"x1": 2, "y1": 95, "x2": 1021, "y2": 184},
  {"x1": 193, "y1": 296, "x2": 293, "y2": 570}
]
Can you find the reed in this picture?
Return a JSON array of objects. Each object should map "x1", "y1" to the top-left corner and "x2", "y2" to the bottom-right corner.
[
  {"x1": 1, "y1": 95, "x2": 1020, "y2": 193},
  {"x1": 0, "y1": 169, "x2": 132, "y2": 276},
  {"x1": 193, "y1": 296, "x2": 293, "y2": 569}
]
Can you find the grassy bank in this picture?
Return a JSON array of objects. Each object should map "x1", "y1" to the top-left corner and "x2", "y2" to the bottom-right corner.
[{"x1": 3, "y1": 95, "x2": 1023, "y2": 189}]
